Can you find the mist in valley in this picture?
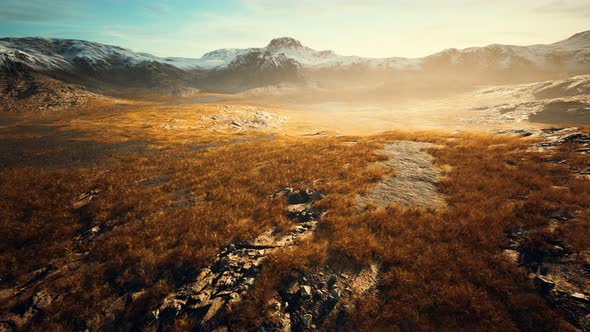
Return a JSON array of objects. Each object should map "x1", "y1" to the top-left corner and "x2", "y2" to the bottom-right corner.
[{"x1": 2, "y1": 2, "x2": 590, "y2": 331}]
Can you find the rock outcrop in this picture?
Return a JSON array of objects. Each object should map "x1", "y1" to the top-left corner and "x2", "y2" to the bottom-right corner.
[{"x1": 147, "y1": 188, "x2": 325, "y2": 330}]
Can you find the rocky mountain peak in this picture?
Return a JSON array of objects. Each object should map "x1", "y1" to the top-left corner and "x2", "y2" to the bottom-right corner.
[{"x1": 266, "y1": 37, "x2": 304, "y2": 52}]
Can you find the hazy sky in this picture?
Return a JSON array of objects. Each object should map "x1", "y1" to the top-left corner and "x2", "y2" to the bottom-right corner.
[{"x1": 0, "y1": 0, "x2": 589, "y2": 58}]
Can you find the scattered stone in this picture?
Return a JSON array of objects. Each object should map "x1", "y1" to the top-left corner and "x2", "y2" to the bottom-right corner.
[
  {"x1": 535, "y1": 275, "x2": 555, "y2": 290},
  {"x1": 571, "y1": 292, "x2": 589, "y2": 302},
  {"x1": 32, "y1": 290, "x2": 53, "y2": 309},
  {"x1": 71, "y1": 189, "x2": 99, "y2": 210},
  {"x1": 301, "y1": 314, "x2": 313, "y2": 329},
  {"x1": 268, "y1": 299, "x2": 281, "y2": 311},
  {"x1": 286, "y1": 282, "x2": 300, "y2": 296},
  {"x1": 264, "y1": 263, "x2": 380, "y2": 331},
  {"x1": 327, "y1": 275, "x2": 338, "y2": 287},
  {"x1": 300, "y1": 285, "x2": 312, "y2": 298},
  {"x1": 147, "y1": 186, "x2": 325, "y2": 330},
  {"x1": 286, "y1": 189, "x2": 323, "y2": 205},
  {"x1": 201, "y1": 297, "x2": 225, "y2": 329},
  {"x1": 505, "y1": 224, "x2": 590, "y2": 329},
  {"x1": 270, "y1": 187, "x2": 293, "y2": 199},
  {"x1": 329, "y1": 288, "x2": 340, "y2": 302},
  {"x1": 314, "y1": 289, "x2": 325, "y2": 300},
  {"x1": 272, "y1": 188, "x2": 325, "y2": 221}
]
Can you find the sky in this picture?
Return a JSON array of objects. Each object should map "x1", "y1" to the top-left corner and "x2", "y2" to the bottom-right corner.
[{"x1": 0, "y1": 0, "x2": 589, "y2": 59}]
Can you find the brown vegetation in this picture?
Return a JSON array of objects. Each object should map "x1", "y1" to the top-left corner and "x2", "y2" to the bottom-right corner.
[
  {"x1": 0, "y1": 110, "x2": 383, "y2": 330},
  {"x1": 1, "y1": 103, "x2": 590, "y2": 331},
  {"x1": 231, "y1": 132, "x2": 590, "y2": 331}
]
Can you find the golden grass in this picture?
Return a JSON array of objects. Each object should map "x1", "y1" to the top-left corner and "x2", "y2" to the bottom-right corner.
[
  {"x1": 2, "y1": 102, "x2": 590, "y2": 330},
  {"x1": 230, "y1": 131, "x2": 590, "y2": 331},
  {"x1": 0, "y1": 122, "x2": 384, "y2": 330}
]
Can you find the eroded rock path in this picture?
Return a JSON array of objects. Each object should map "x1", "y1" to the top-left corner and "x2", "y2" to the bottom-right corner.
[
  {"x1": 147, "y1": 189, "x2": 324, "y2": 330},
  {"x1": 357, "y1": 141, "x2": 442, "y2": 209}
]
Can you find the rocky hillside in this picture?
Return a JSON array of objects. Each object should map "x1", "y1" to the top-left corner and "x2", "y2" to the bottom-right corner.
[
  {"x1": 0, "y1": 55, "x2": 106, "y2": 112},
  {"x1": 470, "y1": 75, "x2": 590, "y2": 126}
]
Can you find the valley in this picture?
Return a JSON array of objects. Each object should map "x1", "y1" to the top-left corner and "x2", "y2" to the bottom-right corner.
[{"x1": 1, "y1": 30, "x2": 590, "y2": 331}]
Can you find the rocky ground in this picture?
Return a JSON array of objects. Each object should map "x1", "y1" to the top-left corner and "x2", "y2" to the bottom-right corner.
[
  {"x1": 499, "y1": 127, "x2": 590, "y2": 330},
  {"x1": 159, "y1": 105, "x2": 287, "y2": 132},
  {"x1": 2, "y1": 77, "x2": 590, "y2": 330},
  {"x1": 2, "y1": 130, "x2": 590, "y2": 330},
  {"x1": 259, "y1": 262, "x2": 380, "y2": 331},
  {"x1": 0, "y1": 68, "x2": 108, "y2": 112},
  {"x1": 467, "y1": 75, "x2": 590, "y2": 127},
  {"x1": 144, "y1": 140, "x2": 445, "y2": 331},
  {"x1": 147, "y1": 188, "x2": 325, "y2": 331},
  {"x1": 500, "y1": 127, "x2": 590, "y2": 157}
]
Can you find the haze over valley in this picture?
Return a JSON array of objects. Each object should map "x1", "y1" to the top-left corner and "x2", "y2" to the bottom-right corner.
[{"x1": 2, "y1": 2, "x2": 590, "y2": 331}]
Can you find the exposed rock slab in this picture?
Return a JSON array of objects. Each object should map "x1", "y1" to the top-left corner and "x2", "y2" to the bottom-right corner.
[
  {"x1": 198, "y1": 106, "x2": 287, "y2": 131},
  {"x1": 357, "y1": 141, "x2": 442, "y2": 209}
]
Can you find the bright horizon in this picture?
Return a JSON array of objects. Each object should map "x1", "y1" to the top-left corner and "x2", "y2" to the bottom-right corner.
[{"x1": 0, "y1": 0, "x2": 589, "y2": 59}]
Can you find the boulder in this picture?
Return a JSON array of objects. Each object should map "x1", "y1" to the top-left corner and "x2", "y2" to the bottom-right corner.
[
  {"x1": 300, "y1": 285, "x2": 312, "y2": 298},
  {"x1": 200, "y1": 297, "x2": 225, "y2": 329},
  {"x1": 571, "y1": 292, "x2": 589, "y2": 302},
  {"x1": 32, "y1": 290, "x2": 53, "y2": 309}
]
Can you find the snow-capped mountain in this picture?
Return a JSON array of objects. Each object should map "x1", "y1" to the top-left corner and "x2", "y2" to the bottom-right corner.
[
  {"x1": 190, "y1": 32, "x2": 590, "y2": 72},
  {"x1": 0, "y1": 37, "x2": 167, "y2": 71},
  {"x1": 188, "y1": 37, "x2": 423, "y2": 71},
  {"x1": 0, "y1": 37, "x2": 195, "y2": 91},
  {"x1": 425, "y1": 32, "x2": 590, "y2": 72},
  {"x1": 1, "y1": 31, "x2": 590, "y2": 94}
]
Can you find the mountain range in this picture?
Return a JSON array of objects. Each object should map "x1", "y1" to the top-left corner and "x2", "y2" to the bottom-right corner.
[{"x1": 1, "y1": 31, "x2": 590, "y2": 96}]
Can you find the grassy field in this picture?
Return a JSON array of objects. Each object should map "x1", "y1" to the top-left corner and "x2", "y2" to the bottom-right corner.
[{"x1": 1, "y1": 99, "x2": 589, "y2": 330}]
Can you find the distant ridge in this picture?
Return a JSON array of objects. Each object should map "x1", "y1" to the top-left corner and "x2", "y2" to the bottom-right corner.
[{"x1": 1, "y1": 30, "x2": 589, "y2": 93}]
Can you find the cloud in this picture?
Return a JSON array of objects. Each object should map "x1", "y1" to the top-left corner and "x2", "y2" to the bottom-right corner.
[{"x1": 0, "y1": 0, "x2": 86, "y2": 23}]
